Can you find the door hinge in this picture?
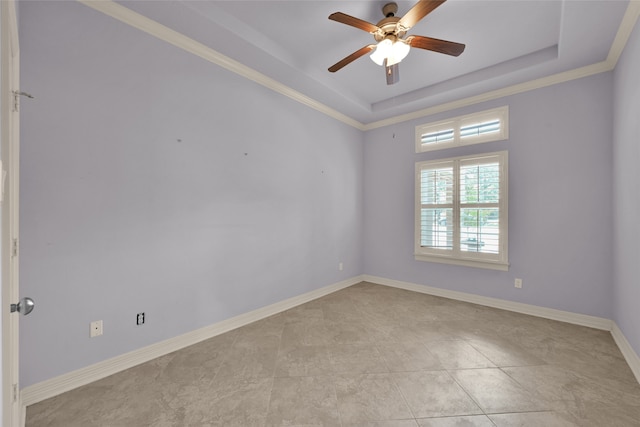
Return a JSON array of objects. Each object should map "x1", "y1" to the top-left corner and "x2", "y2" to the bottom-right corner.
[
  {"x1": 12, "y1": 384, "x2": 18, "y2": 403},
  {"x1": 12, "y1": 90, "x2": 34, "y2": 112},
  {"x1": 12, "y1": 238, "x2": 18, "y2": 257}
]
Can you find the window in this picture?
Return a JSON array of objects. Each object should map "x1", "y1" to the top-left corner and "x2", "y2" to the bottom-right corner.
[
  {"x1": 416, "y1": 106, "x2": 508, "y2": 152},
  {"x1": 415, "y1": 151, "x2": 508, "y2": 270}
]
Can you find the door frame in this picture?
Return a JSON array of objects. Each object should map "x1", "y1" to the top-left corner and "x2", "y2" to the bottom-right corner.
[{"x1": 1, "y1": 0, "x2": 21, "y2": 425}]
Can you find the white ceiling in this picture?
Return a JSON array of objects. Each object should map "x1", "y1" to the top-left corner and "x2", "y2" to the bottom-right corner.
[{"x1": 113, "y1": 0, "x2": 632, "y2": 125}]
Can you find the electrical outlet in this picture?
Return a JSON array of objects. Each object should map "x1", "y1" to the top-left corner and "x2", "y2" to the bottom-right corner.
[
  {"x1": 90, "y1": 320, "x2": 103, "y2": 338},
  {"x1": 514, "y1": 278, "x2": 523, "y2": 289},
  {"x1": 339, "y1": 262, "x2": 344, "y2": 271},
  {"x1": 137, "y1": 312, "x2": 145, "y2": 325}
]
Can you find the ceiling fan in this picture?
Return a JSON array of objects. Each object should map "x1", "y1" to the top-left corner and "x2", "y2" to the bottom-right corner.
[{"x1": 328, "y1": 0, "x2": 465, "y2": 85}]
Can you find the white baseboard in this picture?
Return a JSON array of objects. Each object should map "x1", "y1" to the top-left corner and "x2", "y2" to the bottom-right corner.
[
  {"x1": 611, "y1": 322, "x2": 640, "y2": 384},
  {"x1": 362, "y1": 275, "x2": 613, "y2": 330},
  {"x1": 21, "y1": 275, "x2": 363, "y2": 407}
]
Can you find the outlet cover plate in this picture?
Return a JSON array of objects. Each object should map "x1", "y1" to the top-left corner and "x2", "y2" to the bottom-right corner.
[{"x1": 90, "y1": 320, "x2": 103, "y2": 338}]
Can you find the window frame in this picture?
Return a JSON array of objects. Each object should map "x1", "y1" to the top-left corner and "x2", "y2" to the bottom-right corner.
[
  {"x1": 415, "y1": 106, "x2": 509, "y2": 153},
  {"x1": 415, "y1": 150, "x2": 509, "y2": 271}
]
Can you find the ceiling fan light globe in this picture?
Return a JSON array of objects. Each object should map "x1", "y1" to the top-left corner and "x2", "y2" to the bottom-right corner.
[
  {"x1": 370, "y1": 39, "x2": 392, "y2": 65},
  {"x1": 370, "y1": 50, "x2": 385, "y2": 66},
  {"x1": 388, "y1": 41, "x2": 410, "y2": 65}
]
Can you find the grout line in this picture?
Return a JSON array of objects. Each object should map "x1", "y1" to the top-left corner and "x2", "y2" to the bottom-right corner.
[
  {"x1": 329, "y1": 374, "x2": 344, "y2": 427},
  {"x1": 387, "y1": 371, "x2": 418, "y2": 421},
  {"x1": 443, "y1": 369, "x2": 488, "y2": 417}
]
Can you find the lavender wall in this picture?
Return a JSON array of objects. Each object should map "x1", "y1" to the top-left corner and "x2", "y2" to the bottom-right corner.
[
  {"x1": 363, "y1": 72, "x2": 614, "y2": 318},
  {"x1": 613, "y1": 20, "x2": 640, "y2": 357},
  {"x1": 18, "y1": 2, "x2": 363, "y2": 387}
]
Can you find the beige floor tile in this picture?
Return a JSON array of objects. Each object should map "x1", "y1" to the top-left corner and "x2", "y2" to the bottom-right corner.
[
  {"x1": 370, "y1": 320, "x2": 425, "y2": 343},
  {"x1": 325, "y1": 320, "x2": 380, "y2": 344},
  {"x1": 502, "y1": 364, "x2": 640, "y2": 408},
  {"x1": 329, "y1": 344, "x2": 389, "y2": 374},
  {"x1": 343, "y1": 420, "x2": 419, "y2": 427},
  {"x1": 265, "y1": 376, "x2": 340, "y2": 426},
  {"x1": 413, "y1": 305, "x2": 472, "y2": 322},
  {"x1": 408, "y1": 320, "x2": 463, "y2": 342},
  {"x1": 233, "y1": 316, "x2": 284, "y2": 348},
  {"x1": 280, "y1": 318, "x2": 335, "y2": 347},
  {"x1": 514, "y1": 332, "x2": 638, "y2": 385},
  {"x1": 278, "y1": 305, "x2": 325, "y2": 323},
  {"x1": 155, "y1": 337, "x2": 232, "y2": 386},
  {"x1": 376, "y1": 341, "x2": 443, "y2": 372},
  {"x1": 319, "y1": 298, "x2": 366, "y2": 323},
  {"x1": 274, "y1": 345, "x2": 333, "y2": 377},
  {"x1": 444, "y1": 320, "x2": 506, "y2": 342},
  {"x1": 215, "y1": 343, "x2": 279, "y2": 380},
  {"x1": 186, "y1": 377, "x2": 273, "y2": 426},
  {"x1": 564, "y1": 403, "x2": 640, "y2": 427},
  {"x1": 26, "y1": 383, "x2": 154, "y2": 427},
  {"x1": 392, "y1": 371, "x2": 483, "y2": 418},
  {"x1": 466, "y1": 337, "x2": 545, "y2": 367},
  {"x1": 360, "y1": 299, "x2": 464, "y2": 324},
  {"x1": 451, "y1": 368, "x2": 552, "y2": 414},
  {"x1": 489, "y1": 411, "x2": 580, "y2": 427},
  {"x1": 25, "y1": 283, "x2": 640, "y2": 426},
  {"x1": 558, "y1": 347, "x2": 640, "y2": 387},
  {"x1": 417, "y1": 415, "x2": 495, "y2": 426},
  {"x1": 500, "y1": 365, "x2": 587, "y2": 403},
  {"x1": 426, "y1": 340, "x2": 496, "y2": 369},
  {"x1": 335, "y1": 373, "x2": 414, "y2": 423}
]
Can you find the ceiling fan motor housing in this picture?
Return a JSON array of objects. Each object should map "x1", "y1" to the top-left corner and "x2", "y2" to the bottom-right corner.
[{"x1": 375, "y1": 3, "x2": 406, "y2": 42}]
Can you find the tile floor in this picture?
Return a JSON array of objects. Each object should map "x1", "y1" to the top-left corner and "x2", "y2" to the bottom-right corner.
[{"x1": 26, "y1": 282, "x2": 640, "y2": 426}]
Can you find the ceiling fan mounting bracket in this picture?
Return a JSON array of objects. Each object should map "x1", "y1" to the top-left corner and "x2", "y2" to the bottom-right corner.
[{"x1": 382, "y1": 2, "x2": 398, "y2": 18}]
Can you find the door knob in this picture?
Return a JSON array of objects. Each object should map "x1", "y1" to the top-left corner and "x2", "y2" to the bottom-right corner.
[{"x1": 10, "y1": 297, "x2": 35, "y2": 316}]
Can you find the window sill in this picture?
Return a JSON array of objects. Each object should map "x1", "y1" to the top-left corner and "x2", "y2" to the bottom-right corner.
[{"x1": 414, "y1": 253, "x2": 509, "y2": 271}]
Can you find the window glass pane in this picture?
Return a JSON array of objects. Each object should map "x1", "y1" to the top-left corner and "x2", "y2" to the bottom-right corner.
[
  {"x1": 421, "y1": 128, "x2": 454, "y2": 145},
  {"x1": 416, "y1": 150, "x2": 507, "y2": 268},
  {"x1": 460, "y1": 120, "x2": 500, "y2": 139},
  {"x1": 421, "y1": 167, "x2": 453, "y2": 204},
  {"x1": 460, "y1": 162, "x2": 500, "y2": 204},
  {"x1": 421, "y1": 208, "x2": 453, "y2": 249},
  {"x1": 460, "y1": 208, "x2": 500, "y2": 254}
]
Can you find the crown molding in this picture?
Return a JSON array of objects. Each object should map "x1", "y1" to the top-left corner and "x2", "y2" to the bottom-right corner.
[
  {"x1": 607, "y1": 0, "x2": 640, "y2": 66},
  {"x1": 78, "y1": 0, "x2": 638, "y2": 132},
  {"x1": 77, "y1": 0, "x2": 366, "y2": 131}
]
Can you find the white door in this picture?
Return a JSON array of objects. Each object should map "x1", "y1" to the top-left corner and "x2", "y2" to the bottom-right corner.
[{"x1": 2, "y1": 1, "x2": 24, "y2": 425}]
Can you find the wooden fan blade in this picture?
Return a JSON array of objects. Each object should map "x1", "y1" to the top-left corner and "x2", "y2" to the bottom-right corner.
[
  {"x1": 328, "y1": 45, "x2": 376, "y2": 72},
  {"x1": 329, "y1": 12, "x2": 380, "y2": 34},
  {"x1": 407, "y1": 35, "x2": 465, "y2": 56},
  {"x1": 399, "y1": 0, "x2": 446, "y2": 30}
]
